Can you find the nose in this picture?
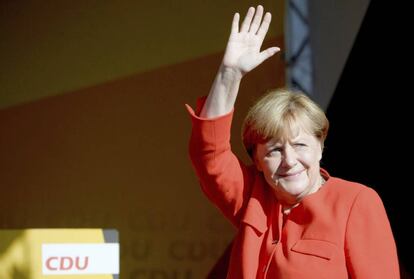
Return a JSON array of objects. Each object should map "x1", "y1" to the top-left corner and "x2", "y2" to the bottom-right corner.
[{"x1": 281, "y1": 145, "x2": 297, "y2": 168}]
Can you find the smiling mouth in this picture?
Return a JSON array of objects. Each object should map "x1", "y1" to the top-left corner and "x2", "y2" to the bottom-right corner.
[{"x1": 278, "y1": 170, "x2": 303, "y2": 179}]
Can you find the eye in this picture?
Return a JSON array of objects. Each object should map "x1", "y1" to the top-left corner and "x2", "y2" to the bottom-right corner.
[
  {"x1": 267, "y1": 147, "x2": 282, "y2": 157},
  {"x1": 293, "y1": 143, "x2": 307, "y2": 149}
]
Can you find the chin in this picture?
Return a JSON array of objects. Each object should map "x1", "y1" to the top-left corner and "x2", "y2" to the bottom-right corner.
[{"x1": 283, "y1": 182, "x2": 308, "y2": 196}]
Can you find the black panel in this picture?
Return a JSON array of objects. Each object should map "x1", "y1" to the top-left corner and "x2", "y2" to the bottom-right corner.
[{"x1": 323, "y1": 0, "x2": 412, "y2": 276}]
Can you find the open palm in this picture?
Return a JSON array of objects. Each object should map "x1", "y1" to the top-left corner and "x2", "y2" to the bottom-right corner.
[{"x1": 222, "y1": 6, "x2": 280, "y2": 75}]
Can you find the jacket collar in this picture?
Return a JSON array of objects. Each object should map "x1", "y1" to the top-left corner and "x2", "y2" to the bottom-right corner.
[{"x1": 240, "y1": 168, "x2": 331, "y2": 234}]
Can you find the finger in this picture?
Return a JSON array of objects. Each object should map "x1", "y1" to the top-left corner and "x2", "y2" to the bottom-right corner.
[
  {"x1": 230, "y1": 13, "x2": 239, "y2": 34},
  {"x1": 257, "y1": 12, "x2": 272, "y2": 39},
  {"x1": 257, "y1": 47, "x2": 280, "y2": 64},
  {"x1": 249, "y1": 5, "x2": 264, "y2": 34},
  {"x1": 240, "y1": 7, "x2": 255, "y2": 33}
]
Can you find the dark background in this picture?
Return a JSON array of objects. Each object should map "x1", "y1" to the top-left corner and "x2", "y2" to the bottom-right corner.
[{"x1": 323, "y1": 0, "x2": 413, "y2": 276}]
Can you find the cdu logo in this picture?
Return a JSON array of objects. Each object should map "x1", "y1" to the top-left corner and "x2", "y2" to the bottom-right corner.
[
  {"x1": 45, "y1": 256, "x2": 89, "y2": 271},
  {"x1": 42, "y1": 243, "x2": 119, "y2": 275}
]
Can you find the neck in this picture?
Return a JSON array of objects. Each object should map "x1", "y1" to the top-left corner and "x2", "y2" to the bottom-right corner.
[
  {"x1": 281, "y1": 174, "x2": 326, "y2": 214},
  {"x1": 309, "y1": 174, "x2": 326, "y2": 195}
]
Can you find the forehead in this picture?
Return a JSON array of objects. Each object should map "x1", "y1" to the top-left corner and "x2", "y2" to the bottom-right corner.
[{"x1": 263, "y1": 127, "x2": 317, "y2": 147}]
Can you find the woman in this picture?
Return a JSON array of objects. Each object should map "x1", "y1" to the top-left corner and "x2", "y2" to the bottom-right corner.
[{"x1": 186, "y1": 5, "x2": 399, "y2": 278}]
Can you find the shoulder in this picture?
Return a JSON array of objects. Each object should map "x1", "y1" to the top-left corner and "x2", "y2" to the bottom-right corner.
[
  {"x1": 326, "y1": 176, "x2": 384, "y2": 209},
  {"x1": 327, "y1": 176, "x2": 372, "y2": 193}
]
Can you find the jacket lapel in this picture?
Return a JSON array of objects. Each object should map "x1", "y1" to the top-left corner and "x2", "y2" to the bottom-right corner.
[{"x1": 241, "y1": 175, "x2": 272, "y2": 234}]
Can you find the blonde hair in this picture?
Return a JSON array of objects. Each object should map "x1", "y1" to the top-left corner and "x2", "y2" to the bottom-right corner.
[{"x1": 242, "y1": 89, "x2": 329, "y2": 157}]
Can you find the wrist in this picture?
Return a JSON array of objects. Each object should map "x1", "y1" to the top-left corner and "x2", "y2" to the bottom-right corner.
[{"x1": 219, "y1": 64, "x2": 244, "y2": 81}]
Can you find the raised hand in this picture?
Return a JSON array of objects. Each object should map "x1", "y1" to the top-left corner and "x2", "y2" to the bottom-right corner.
[
  {"x1": 222, "y1": 5, "x2": 280, "y2": 76},
  {"x1": 200, "y1": 5, "x2": 279, "y2": 118}
]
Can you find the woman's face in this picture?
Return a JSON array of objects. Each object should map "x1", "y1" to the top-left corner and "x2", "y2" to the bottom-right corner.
[{"x1": 254, "y1": 127, "x2": 323, "y2": 206}]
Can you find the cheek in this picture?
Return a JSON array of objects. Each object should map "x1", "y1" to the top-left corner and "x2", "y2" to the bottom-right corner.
[
  {"x1": 262, "y1": 158, "x2": 281, "y2": 174},
  {"x1": 300, "y1": 149, "x2": 322, "y2": 167}
]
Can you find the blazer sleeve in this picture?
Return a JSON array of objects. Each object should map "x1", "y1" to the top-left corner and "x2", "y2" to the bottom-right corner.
[
  {"x1": 186, "y1": 99, "x2": 254, "y2": 227},
  {"x1": 344, "y1": 187, "x2": 400, "y2": 278}
]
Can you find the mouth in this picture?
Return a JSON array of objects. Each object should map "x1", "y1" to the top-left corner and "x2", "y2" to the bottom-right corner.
[{"x1": 278, "y1": 169, "x2": 304, "y2": 179}]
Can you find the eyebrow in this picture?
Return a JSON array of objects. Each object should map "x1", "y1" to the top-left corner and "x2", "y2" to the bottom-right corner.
[{"x1": 266, "y1": 136, "x2": 311, "y2": 147}]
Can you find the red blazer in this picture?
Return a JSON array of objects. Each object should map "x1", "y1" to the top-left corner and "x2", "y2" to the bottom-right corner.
[{"x1": 187, "y1": 100, "x2": 400, "y2": 279}]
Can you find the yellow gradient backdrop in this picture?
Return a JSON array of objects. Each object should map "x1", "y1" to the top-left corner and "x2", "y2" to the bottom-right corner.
[
  {"x1": 0, "y1": 0, "x2": 284, "y2": 109},
  {"x1": 0, "y1": 1, "x2": 285, "y2": 278}
]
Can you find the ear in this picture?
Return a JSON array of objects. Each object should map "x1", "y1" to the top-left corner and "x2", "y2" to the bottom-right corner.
[
  {"x1": 318, "y1": 142, "x2": 323, "y2": 161},
  {"x1": 253, "y1": 153, "x2": 263, "y2": 172}
]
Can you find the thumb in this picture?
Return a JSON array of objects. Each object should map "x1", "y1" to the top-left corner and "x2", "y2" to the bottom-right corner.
[{"x1": 258, "y1": 47, "x2": 280, "y2": 64}]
